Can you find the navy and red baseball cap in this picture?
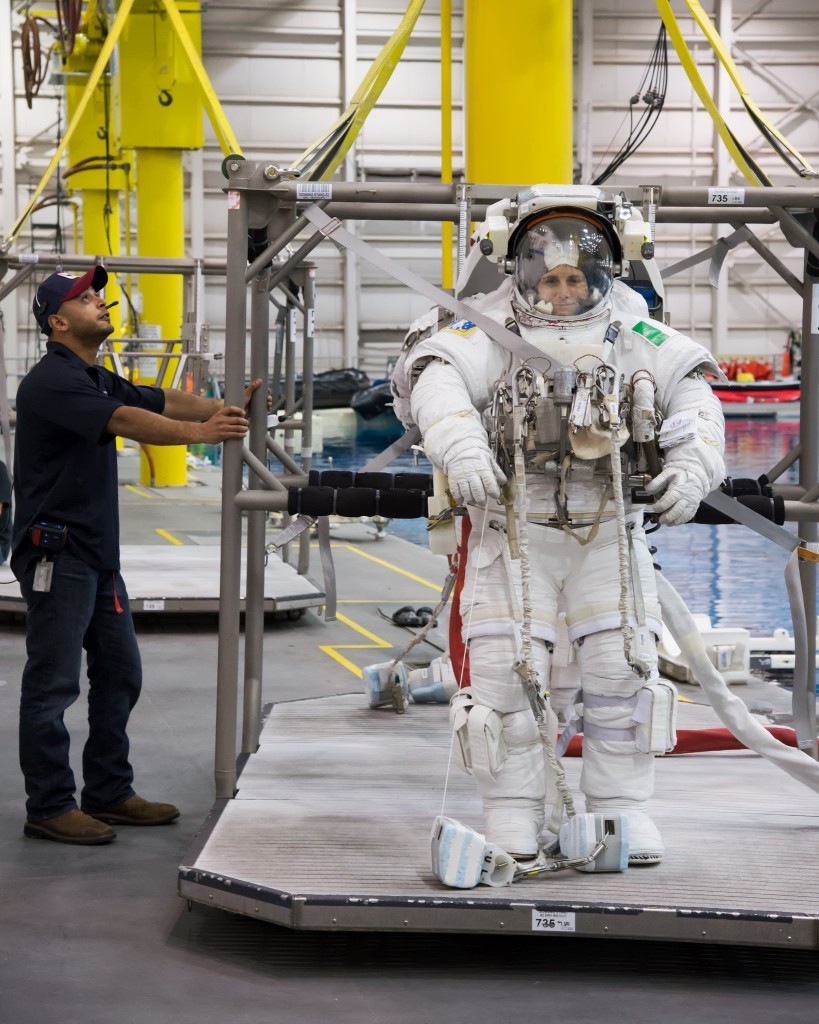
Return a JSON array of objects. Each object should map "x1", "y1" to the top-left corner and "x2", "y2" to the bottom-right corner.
[{"x1": 33, "y1": 265, "x2": 109, "y2": 336}]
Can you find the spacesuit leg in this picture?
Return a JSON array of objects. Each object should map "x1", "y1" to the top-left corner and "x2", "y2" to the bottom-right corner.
[
  {"x1": 466, "y1": 633, "x2": 551, "y2": 859},
  {"x1": 454, "y1": 513, "x2": 558, "y2": 859},
  {"x1": 575, "y1": 628, "x2": 664, "y2": 864}
]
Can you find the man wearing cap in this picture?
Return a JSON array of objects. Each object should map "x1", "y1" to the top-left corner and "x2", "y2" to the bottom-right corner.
[{"x1": 12, "y1": 267, "x2": 259, "y2": 845}]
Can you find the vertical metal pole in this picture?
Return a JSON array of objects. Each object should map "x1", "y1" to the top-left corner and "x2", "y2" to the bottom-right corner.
[
  {"x1": 797, "y1": 217, "x2": 819, "y2": 757},
  {"x1": 712, "y1": 0, "x2": 732, "y2": 359},
  {"x1": 298, "y1": 267, "x2": 316, "y2": 574},
  {"x1": 440, "y1": 0, "x2": 454, "y2": 290},
  {"x1": 455, "y1": 183, "x2": 472, "y2": 296},
  {"x1": 341, "y1": 0, "x2": 359, "y2": 367},
  {"x1": 242, "y1": 271, "x2": 271, "y2": 754},
  {"x1": 280, "y1": 297, "x2": 298, "y2": 564},
  {"x1": 214, "y1": 182, "x2": 249, "y2": 798}
]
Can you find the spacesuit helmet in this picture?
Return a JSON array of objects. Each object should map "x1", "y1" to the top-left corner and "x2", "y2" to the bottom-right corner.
[{"x1": 512, "y1": 210, "x2": 616, "y2": 321}]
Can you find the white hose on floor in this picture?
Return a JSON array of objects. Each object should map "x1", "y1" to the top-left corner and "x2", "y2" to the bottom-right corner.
[{"x1": 656, "y1": 571, "x2": 819, "y2": 796}]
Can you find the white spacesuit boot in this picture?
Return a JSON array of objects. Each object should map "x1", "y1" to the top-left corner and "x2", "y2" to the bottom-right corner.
[
  {"x1": 576, "y1": 629, "x2": 666, "y2": 865},
  {"x1": 582, "y1": 743, "x2": 663, "y2": 864}
]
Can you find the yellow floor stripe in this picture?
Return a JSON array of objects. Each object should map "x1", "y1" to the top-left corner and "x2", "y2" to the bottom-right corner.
[
  {"x1": 319, "y1": 610, "x2": 393, "y2": 679},
  {"x1": 125, "y1": 484, "x2": 156, "y2": 499},
  {"x1": 155, "y1": 528, "x2": 184, "y2": 546},
  {"x1": 336, "y1": 543, "x2": 442, "y2": 591}
]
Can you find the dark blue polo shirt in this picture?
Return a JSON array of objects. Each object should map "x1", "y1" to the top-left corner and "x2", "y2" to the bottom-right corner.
[{"x1": 11, "y1": 342, "x2": 165, "y2": 578}]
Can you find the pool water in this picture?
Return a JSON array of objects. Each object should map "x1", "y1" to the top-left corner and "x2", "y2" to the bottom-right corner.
[{"x1": 312, "y1": 418, "x2": 808, "y2": 639}]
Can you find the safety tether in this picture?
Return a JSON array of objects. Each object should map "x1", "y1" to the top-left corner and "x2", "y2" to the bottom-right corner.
[
  {"x1": 655, "y1": 0, "x2": 768, "y2": 186},
  {"x1": 292, "y1": 0, "x2": 428, "y2": 182},
  {"x1": 683, "y1": 0, "x2": 817, "y2": 180}
]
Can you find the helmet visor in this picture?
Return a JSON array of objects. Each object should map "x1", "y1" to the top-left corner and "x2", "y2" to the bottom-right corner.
[{"x1": 513, "y1": 213, "x2": 614, "y2": 319}]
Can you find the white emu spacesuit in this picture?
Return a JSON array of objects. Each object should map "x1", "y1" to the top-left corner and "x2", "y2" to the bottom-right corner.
[{"x1": 404, "y1": 186, "x2": 726, "y2": 864}]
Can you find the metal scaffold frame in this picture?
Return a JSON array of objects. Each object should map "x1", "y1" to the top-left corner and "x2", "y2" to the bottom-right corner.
[
  {"x1": 214, "y1": 164, "x2": 819, "y2": 801},
  {"x1": 175, "y1": 164, "x2": 819, "y2": 945}
]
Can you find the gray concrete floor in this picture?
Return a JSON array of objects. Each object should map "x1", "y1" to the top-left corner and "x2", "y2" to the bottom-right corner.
[{"x1": 1, "y1": 450, "x2": 818, "y2": 1023}]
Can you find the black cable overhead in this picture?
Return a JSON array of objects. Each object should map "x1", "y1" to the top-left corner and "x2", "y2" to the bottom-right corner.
[{"x1": 591, "y1": 25, "x2": 668, "y2": 186}]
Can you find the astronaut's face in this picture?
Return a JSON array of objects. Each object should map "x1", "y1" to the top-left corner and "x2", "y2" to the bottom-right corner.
[{"x1": 536, "y1": 264, "x2": 590, "y2": 317}]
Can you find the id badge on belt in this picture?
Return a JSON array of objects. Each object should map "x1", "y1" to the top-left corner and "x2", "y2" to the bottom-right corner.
[{"x1": 33, "y1": 556, "x2": 54, "y2": 593}]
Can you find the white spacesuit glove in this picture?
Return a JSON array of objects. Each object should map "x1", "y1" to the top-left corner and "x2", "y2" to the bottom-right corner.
[
  {"x1": 442, "y1": 436, "x2": 506, "y2": 507},
  {"x1": 647, "y1": 371, "x2": 726, "y2": 527},
  {"x1": 410, "y1": 358, "x2": 507, "y2": 507},
  {"x1": 645, "y1": 457, "x2": 711, "y2": 526}
]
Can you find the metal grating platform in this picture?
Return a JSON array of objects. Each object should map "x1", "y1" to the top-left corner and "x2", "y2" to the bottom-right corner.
[
  {"x1": 0, "y1": 545, "x2": 325, "y2": 614},
  {"x1": 180, "y1": 693, "x2": 819, "y2": 948}
]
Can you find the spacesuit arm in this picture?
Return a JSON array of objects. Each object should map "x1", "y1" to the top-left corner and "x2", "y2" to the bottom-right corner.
[
  {"x1": 410, "y1": 359, "x2": 506, "y2": 506},
  {"x1": 645, "y1": 371, "x2": 726, "y2": 526}
]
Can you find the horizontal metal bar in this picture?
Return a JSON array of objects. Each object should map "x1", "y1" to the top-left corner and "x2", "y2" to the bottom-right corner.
[
  {"x1": 2, "y1": 253, "x2": 228, "y2": 275},
  {"x1": 784, "y1": 501, "x2": 819, "y2": 522}
]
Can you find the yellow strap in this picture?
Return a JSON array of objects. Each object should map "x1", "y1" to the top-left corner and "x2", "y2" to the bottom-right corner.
[
  {"x1": 684, "y1": 0, "x2": 816, "y2": 179},
  {"x1": 798, "y1": 545, "x2": 819, "y2": 564},
  {"x1": 655, "y1": 0, "x2": 766, "y2": 186},
  {"x1": 293, "y1": 0, "x2": 428, "y2": 181}
]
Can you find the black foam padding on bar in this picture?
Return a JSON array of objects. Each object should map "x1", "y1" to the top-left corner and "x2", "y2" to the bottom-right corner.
[
  {"x1": 379, "y1": 489, "x2": 427, "y2": 519},
  {"x1": 393, "y1": 473, "x2": 434, "y2": 492},
  {"x1": 308, "y1": 470, "x2": 321, "y2": 486},
  {"x1": 319, "y1": 470, "x2": 355, "y2": 489},
  {"x1": 336, "y1": 488, "x2": 378, "y2": 516},
  {"x1": 354, "y1": 472, "x2": 393, "y2": 490},
  {"x1": 291, "y1": 487, "x2": 336, "y2": 516},
  {"x1": 692, "y1": 494, "x2": 784, "y2": 525},
  {"x1": 722, "y1": 477, "x2": 771, "y2": 498}
]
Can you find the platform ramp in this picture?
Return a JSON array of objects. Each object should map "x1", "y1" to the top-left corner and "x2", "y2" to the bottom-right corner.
[
  {"x1": 180, "y1": 694, "x2": 819, "y2": 948},
  {"x1": 0, "y1": 545, "x2": 325, "y2": 614}
]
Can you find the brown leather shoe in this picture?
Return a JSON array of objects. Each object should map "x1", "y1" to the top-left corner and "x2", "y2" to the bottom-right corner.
[
  {"x1": 84, "y1": 794, "x2": 180, "y2": 826},
  {"x1": 24, "y1": 809, "x2": 117, "y2": 845}
]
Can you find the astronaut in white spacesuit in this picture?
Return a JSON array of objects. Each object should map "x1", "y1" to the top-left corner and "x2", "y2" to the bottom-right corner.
[{"x1": 404, "y1": 185, "x2": 726, "y2": 865}]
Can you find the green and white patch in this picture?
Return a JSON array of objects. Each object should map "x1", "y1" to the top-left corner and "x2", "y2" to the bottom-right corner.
[{"x1": 632, "y1": 319, "x2": 672, "y2": 347}]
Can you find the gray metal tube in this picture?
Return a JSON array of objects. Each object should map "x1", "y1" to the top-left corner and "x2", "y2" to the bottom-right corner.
[
  {"x1": 242, "y1": 273, "x2": 271, "y2": 755},
  {"x1": 242, "y1": 447, "x2": 287, "y2": 490},
  {"x1": 298, "y1": 268, "x2": 316, "y2": 575},
  {"x1": 267, "y1": 233, "x2": 324, "y2": 294},
  {"x1": 766, "y1": 432, "x2": 801, "y2": 487},
  {"x1": 214, "y1": 185, "x2": 249, "y2": 799},
  {"x1": 784, "y1": 501, "x2": 819, "y2": 521},
  {"x1": 266, "y1": 435, "x2": 302, "y2": 475},
  {"x1": 3, "y1": 253, "x2": 226, "y2": 275},
  {"x1": 280, "y1": 296, "x2": 297, "y2": 564},
  {"x1": 797, "y1": 222, "x2": 819, "y2": 757},
  {"x1": 772, "y1": 483, "x2": 806, "y2": 499},
  {"x1": 0, "y1": 263, "x2": 35, "y2": 302},
  {"x1": 620, "y1": 186, "x2": 819, "y2": 208},
  {"x1": 269, "y1": 181, "x2": 458, "y2": 204},
  {"x1": 653, "y1": 208, "x2": 776, "y2": 224},
  {"x1": 235, "y1": 490, "x2": 291, "y2": 511},
  {"x1": 324, "y1": 203, "x2": 489, "y2": 222},
  {"x1": 245, "y1": 203, "x2": 328, "y2": 282}
]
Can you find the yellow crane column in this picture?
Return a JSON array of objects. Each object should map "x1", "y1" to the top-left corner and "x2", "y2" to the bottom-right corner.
[
  {"x1": 115, "y1": 0, "x2": 204, "y2": 487},
  {"x1": 464, "y1": 0, "x2": 573, "y2": 185},
  {"x1": 134, "y1": 147, "x2": 185, "y2": 485}
]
